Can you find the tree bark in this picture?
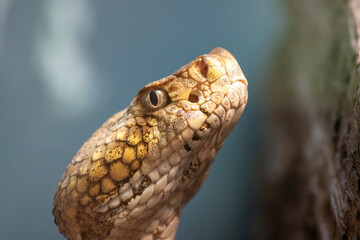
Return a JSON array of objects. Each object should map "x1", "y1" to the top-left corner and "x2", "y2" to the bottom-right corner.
[{"x1": 263, "y1": 1, "x2": 360, "y2": 239}]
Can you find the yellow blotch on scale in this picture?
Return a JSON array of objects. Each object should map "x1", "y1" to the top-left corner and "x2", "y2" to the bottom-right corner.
[
  {"x1": 110, "y1": 161, "x2": 130, "y2": 181},
  {"x1": 105, "y1": 142, "x2": 125, "y2": 163},
  {"x1": 136, "y1": 117, "x2": 147, "y2": 126},
  {"x1": 76, "y1": 176, "x2": 89, "y2": 194},
  {"x1": 165, "y1": 80, "x2": 192, "y2": 101},
  {"x1": 127, "y1": 126, "x2": 142, "y2": 146},
  {"x1": 145, "y1": 117, "x2": 157, "y2": 126},
  {"x1": 142, "y1": 126, "x2": 153, "y2": 143},
  {"x1": 137, "y1": 142, "x2": 148, "y2": 160},
  {"x1": 89, "y1": 183, "x2": 100, "y2": 196},
  {"x1": 123, "y1": 145, "x2": 136, "y2": 164},
  {"x1": 89, "y1": 159, "x2": 108, "y2": 182},
  {"x1": 101, "y1": 176, "x2": 116, "y2": 193}
]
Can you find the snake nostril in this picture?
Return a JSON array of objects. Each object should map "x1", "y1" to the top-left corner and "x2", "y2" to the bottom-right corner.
[{"x1": 196, "y1": 58, "x2": 208, "y2": 78}]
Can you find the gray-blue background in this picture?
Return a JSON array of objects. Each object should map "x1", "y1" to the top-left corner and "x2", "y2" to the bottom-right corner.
[{"x1": 0, "y1": 1, "x2": 284, "y2": 239}]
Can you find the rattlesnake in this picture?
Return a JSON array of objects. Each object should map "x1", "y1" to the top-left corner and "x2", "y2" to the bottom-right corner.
[{"x1": 53, "y1": 47, "x2": 248, "y2": 240}]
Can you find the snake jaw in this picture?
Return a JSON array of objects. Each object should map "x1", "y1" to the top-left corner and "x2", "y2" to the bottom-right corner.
[{"x1": 53, "y1": 48, "x2": 247, "y2": 240}]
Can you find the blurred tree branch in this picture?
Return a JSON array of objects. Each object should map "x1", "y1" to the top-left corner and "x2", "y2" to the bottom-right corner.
[{"x1": 264, "y1": 1, "x2": 360, "y2": 239}]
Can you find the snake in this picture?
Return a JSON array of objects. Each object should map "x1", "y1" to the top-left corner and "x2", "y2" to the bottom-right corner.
[{"x1": 53, "y1": 47, "x2": 248, "y2": 240}]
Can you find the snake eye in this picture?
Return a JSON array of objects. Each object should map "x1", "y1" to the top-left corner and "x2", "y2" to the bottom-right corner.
[{"x1": 142, "y1": 89, "x2": 169, "y2": 110}]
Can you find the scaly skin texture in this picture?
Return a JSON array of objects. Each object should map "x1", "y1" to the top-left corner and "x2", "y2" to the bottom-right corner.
[{"x1": 53, "y1": 48, "x2": 248, "y2": 240}]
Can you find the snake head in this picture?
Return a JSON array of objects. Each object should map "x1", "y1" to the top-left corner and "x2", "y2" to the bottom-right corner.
[
  {"x1": 128, "y1": 47, "x2": 248, "y2": 155},
  {"x1": 53, "y1": 47, "x2": 248, "y2": 240}
]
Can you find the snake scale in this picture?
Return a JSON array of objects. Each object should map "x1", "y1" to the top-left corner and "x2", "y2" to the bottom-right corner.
[{"x1": 53, "y1": 47, "x2": 248, "y2": 240}]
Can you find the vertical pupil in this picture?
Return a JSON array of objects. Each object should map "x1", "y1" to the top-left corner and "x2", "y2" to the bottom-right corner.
[{"x1": 150, "y1": 91, "x2": 158, "y2": 106}]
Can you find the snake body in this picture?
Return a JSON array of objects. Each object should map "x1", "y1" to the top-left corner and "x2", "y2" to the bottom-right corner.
[{"x1": 53, "y1": 48, "x2": 248, "y2": 240}]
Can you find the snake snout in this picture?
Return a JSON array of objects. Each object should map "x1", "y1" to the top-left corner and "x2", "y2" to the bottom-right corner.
[{"x1": 210, "y1": 47, "x2": 248, "y2": 87}]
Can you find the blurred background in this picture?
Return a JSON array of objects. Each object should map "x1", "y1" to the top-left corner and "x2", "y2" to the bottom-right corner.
[{"x1": 0, "y1": 1, "x2": 284, "y2": 239}]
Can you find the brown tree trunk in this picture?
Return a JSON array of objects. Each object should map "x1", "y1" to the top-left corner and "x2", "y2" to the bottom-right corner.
[{"x1": 263, "y1": 1, "x2": 360, "y2": 239}]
